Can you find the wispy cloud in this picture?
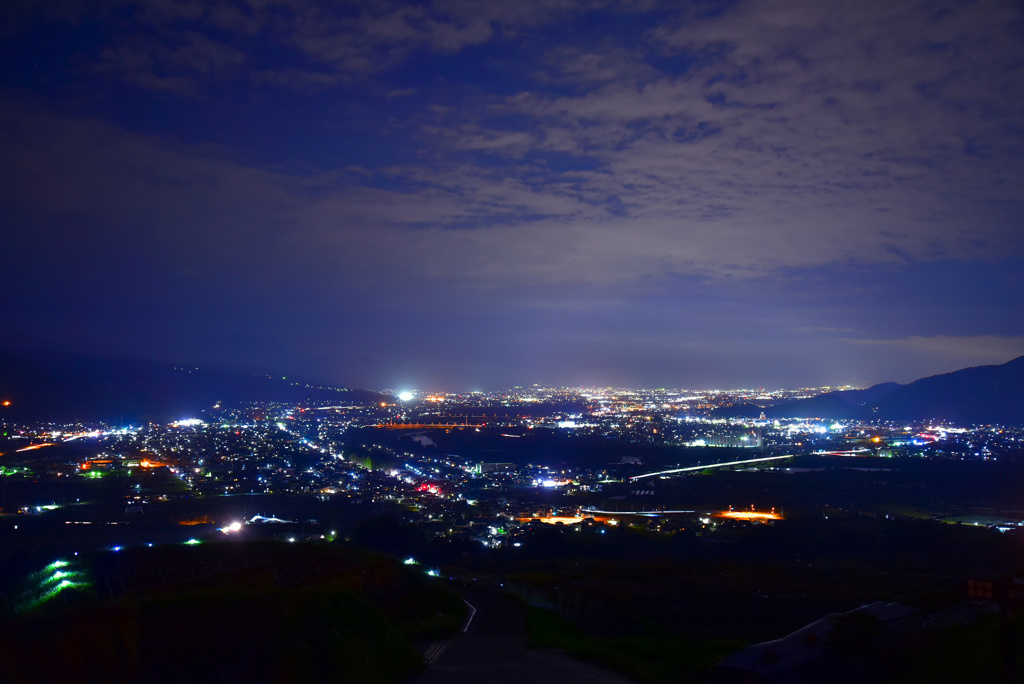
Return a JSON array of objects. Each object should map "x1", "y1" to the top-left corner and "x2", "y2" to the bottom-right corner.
[
  {"x1": 844, "y1": 335, "x2": 1024, "y2": 366},
  {"x1": 94, "y1": 32, "x2": 248, "y2": 95},
  {"x1": 418, "y1": 0, "x2": 1024, "y2": 278},
  {"x1": 3, "y1": 0, "x2": 1023, "y2": 387}
]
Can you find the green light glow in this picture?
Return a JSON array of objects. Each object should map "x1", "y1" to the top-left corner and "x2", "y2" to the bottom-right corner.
[
  {"x1": 31, "y1": 579, "x2": 87, "y2": 606},
  {"x1": 17, "y1": 560, "x2": 92, "y2": 612},
  {"x1": 41, "y1": 570, "x2": 73, "y2": 585},
  {"x1": 185, "y1": 538, "x2": 202, "y2": 545}
]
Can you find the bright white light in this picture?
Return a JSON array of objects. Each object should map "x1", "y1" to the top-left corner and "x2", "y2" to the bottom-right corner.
[
  {"x1": 397, "y1": 391, "x2": 415, "y2": 402},
  {"x1": 229, "y1": 521, "x2": 242, "y2": 532}
]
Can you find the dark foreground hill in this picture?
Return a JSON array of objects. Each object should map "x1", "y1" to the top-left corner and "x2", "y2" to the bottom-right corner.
[
  {"x1": 0, "y1": 541, "x2": 464, "y2": 684},
  {"x1": 0, "y1": 349, "x2": 384, "y2": 423}
]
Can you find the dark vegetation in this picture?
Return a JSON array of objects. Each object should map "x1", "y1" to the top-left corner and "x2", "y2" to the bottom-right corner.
[
  {"x1": 483, "y1": 517, "x2": 1024, "y2": 684},
  {"x1": 528, "y1": 605, "x2": 744, "y2": 684},
  {"x1": 0, "y1": 542, "x2": 465, "y2": 684},
  {"x1": 345, "y1": 424, "x2": 729, "y2": 470},
  {"x1": 4, "y1": 476, "x2": 1024, "y2": 683},
  {"x1": 607, "y1": 456, "x2": 1024, "y2": 517}
]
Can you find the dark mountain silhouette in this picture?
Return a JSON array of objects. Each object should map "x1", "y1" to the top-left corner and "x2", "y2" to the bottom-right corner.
[
  {"x1": 0, "y1": 349, "x2": 384, "y2": 423},
  {"x1": 867, "y1": 356, "x2": 1024, "y2": 425},
  {"x1": 748, "y1": 359, "x2": 1023, "y2": 424},
  {"x1": 764, "y1": 393, "x2": 870, "y2": 420},
  {"x1": 709, "y1": 403, "x2": 764, "y2": 419},
  {"x1": 707, "y1": 358, "x2": 1024, "y2": 425},
  {"x1": 710, "y1": 383, "x2": 904, "y2": 420},
  {"x1": 834, "y1": 382, "x2": 903, "y2": 406},
  {"x1": 763, "y1": 382, "x2": 904, "y2": 420}
]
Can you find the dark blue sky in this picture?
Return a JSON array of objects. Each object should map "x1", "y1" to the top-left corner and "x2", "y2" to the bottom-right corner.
[{"x1": 2, "y1": 0, "x2": 1023, "y2": 391}]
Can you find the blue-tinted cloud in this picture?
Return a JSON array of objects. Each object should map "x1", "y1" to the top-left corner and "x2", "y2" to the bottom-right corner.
[{"x1": 1, "y1": 0, "x2": 1022, "y2": 388}]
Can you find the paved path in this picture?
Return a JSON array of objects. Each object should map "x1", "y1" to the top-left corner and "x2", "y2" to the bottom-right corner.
[{"x1": 410, "y1": 587, "x2": 638, "y2": 684}]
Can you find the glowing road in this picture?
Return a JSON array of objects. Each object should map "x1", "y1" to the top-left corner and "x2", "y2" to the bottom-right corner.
[{"x1": 628, "y1": 454, "x2": 796, "y2": 480}]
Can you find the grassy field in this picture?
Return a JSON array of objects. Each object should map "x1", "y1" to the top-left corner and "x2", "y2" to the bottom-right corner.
[
  {"x1": 528, "y1": 605, "x2": 744, "y2": 684},
  {"x1": 0, "y1": 541, "x2": 465, "y2": 684}
]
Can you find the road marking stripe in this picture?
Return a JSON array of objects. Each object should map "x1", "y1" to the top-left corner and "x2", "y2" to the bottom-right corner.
[
  {"x1": 461, "y1": 600, "x2": 477, "y2": 632},
  {"x1": 423, "y1": 600, "x2": 477, "y2": 665},
  {"x1": 423, "y1": 639, "x2": 451, "y2": 664}
]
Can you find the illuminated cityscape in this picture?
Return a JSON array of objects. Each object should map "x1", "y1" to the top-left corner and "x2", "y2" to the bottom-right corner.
[
  {"x1": 4, "y1": 364, "x2": 1024, "y2": 681},
  {"x1": 3, "y1": 0, "x2": 1024, "y2": 680},
  {"x1": 4, "y1": 377, "x2": 1024, "y2": 559}
]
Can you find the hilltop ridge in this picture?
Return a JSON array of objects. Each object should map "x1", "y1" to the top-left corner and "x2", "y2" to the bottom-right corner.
[{"x1": 0, "y1": 349, "x2": 384, "y2": 423}]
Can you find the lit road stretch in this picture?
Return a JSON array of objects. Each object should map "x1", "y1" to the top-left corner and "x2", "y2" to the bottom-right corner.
[{"x1": 628, "y1": 454, "x2": 796, "y2": 480}]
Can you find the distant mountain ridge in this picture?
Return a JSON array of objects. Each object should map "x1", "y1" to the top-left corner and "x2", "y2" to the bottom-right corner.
[
  {"x1": 714, "y1": 357, "x2": 1024, "y2": 425},
  {"x1": 759, "y1": 382, "x2": 905, "y2": 420},
  {"x1": 867, "y1": 356, "x2": 1024, "y2": 425},
  {"x1": 709, "y1": 382, "x2": 906, "y2": 421},
  {"x1": 0, "y1": 350, "x2": 385, "y2": 423},
  {"x1": 5, "y1": 350, "x2": 1023, "y2": 426}
]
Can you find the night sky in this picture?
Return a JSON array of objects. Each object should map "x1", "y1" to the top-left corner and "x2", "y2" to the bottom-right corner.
[{"x1": 2, "y1": 0, "x2": 1023, "y2": 391}]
